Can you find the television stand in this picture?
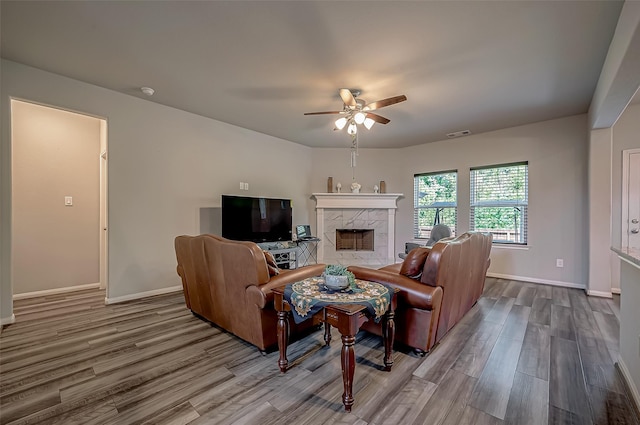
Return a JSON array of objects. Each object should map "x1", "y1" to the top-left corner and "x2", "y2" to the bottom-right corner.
[{"x1": 259, "y1": 242, "x2": 299, "y2": 269}]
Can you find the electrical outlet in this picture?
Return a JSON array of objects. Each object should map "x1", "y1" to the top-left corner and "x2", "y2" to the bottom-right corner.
[
  {"x1": 240, "y1": 182, "x2": 244, "y2": 190},
  {"x1": 556, "y1": 259, "x2": 564, "y2": 268},
  {"x1": 244, "y1": 182, "x2": 249, "y2": 190}
]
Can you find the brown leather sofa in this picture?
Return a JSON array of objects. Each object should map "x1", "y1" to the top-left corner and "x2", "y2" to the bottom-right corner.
[
  {"x1": 349, "y1": 231, "x2": 492, "y2": 354},
  {"x1": 175, "y1": 234, "x2": 325, "y2": 351}
]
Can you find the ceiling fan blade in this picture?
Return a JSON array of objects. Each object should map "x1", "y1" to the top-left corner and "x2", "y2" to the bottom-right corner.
[
  {"x1": 303, "y1": 111, "x2": 343, "y2": 115},
  {"x1": 364, "y1": 95, "x2": 407, "y2": 111},
  {"x1": 339, "y1": 89, "x2": 357, "y2": 108},
  {"x1": 366, "y1": 113, "x2": 390, "y2": 124}
]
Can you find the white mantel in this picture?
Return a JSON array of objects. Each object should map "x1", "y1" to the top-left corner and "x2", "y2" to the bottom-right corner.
[
  {"x1": 312, "y1": 193, "x2": 404, "y2": 209},
  {"x1": 312, "y1": 193, "x2": 403, "y2": 266}
]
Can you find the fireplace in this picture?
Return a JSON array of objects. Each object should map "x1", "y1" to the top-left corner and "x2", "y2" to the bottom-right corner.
[
  {"x1": 336, "y1": 229, "x2": 374, "y2": 251},
  {"x1": 312, "y1": 193, "x2": 403, "y2": 267}
]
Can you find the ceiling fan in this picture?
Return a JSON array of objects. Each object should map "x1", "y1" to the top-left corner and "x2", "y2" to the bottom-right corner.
[{"x1": 304, "y1": 89, "x2": 407, "y2": 135}]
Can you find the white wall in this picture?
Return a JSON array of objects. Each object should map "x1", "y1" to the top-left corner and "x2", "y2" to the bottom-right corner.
[
  {"x1": 310, "y1": 148, "x2": 404, "y2": 202},
  {"x1": 588, "y1": 127, "x2": 614, "y2": 296},
  {"x1": 12, "y1": 100, "x2": 101, "y2": 294},
  {"x1": 1, "y1": 60, "x2": 314, "y2": 318},
  {"x1": 312, "y1": 115, "x2": 589, "y2": 287}
]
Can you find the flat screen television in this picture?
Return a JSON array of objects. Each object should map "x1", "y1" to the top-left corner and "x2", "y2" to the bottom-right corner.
[{"x1": 221, "y1": 195, "x2": 292, "y2": 242}]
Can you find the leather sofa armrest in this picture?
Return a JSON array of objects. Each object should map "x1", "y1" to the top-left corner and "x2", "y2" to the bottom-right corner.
[
  {"x1": 246, "y1": 263, "x2": 326, "y2": 309},
  {"x1": 348, "y1": 266, "x2": 442, "y2": 311},
  {"x1": 379, "y1": 263, "x2": 402, "y2": 274}
]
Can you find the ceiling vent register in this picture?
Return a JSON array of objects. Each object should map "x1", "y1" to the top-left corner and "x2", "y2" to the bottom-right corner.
[{"x1": 446, "y1": 130, "x2": 472, "y2": 138}]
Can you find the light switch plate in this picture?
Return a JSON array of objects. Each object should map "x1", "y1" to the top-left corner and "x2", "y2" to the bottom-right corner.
[{"x1": 65, "y1": 196, "x2": 73, "y2": 206}]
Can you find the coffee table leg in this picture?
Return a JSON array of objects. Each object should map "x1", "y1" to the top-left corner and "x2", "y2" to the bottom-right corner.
[
  {"x1": 382, "y1": 309, "x2": 395, "y2": 371},
  {"x1": 277, "y1": 310, "x2": 289, "y2": 373},
  {"x1": 324, "y1": 320, "x2": 331, "y2": 346},
  {"x1": 341, "y1": 334, "x2": 356, "y2": 412}
]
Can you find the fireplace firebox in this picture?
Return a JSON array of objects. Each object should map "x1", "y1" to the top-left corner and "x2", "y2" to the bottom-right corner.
[{"x1": 336, "y1": 229, "x2": 374, "y2": 251}]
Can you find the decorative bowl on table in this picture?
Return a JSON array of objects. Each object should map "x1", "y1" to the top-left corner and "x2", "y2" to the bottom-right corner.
[{"x1": 324, "y1": 274, "x2": 350, "y2": 290}]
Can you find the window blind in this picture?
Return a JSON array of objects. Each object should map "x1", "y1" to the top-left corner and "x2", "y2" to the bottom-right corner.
[
  {"x1": 413, "y1": 170, "x2": 457, "y2": 239},
  {"x1": 470, "y1": 162, "x2": 528, "y2": 244}
]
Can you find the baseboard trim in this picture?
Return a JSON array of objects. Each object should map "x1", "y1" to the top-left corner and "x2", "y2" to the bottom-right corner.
[
  {"x1": 616, "y1": 359, "x2": 640, "y2": 420},
  {"x1": 612, "y1": 287, "x2": 621, "y2": 295},
  {"x1": 105, "y1": 285, "x2": 183, "y2": 305},
  {"x1": 13, "y1": 283, "x2": 101, "y2": 300},
  {"x1": 587, "y1": 289, "x2": 613, "y2": 298},
  {"x1": 486, "y1": 272, "x2": 584, "y2": 289},
  {"x1": 0, "y1": 314, "x2": 16, "y2": 326}
]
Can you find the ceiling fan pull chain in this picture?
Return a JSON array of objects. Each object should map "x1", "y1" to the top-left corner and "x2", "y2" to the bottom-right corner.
[{"x1": 350, "y1": 132, "x2": 359, "y2": 180}]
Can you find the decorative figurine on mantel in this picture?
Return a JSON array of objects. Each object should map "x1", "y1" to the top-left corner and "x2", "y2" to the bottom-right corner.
[
  {"x1": 373, "y1": 184, "x2": 379, "y2": 193},
  {"x1": 336, "y1": 182, "x2": 342, "y2": 193},
  {"x1": 351, "y1": 182, "x2": 361, "y2": 193}
]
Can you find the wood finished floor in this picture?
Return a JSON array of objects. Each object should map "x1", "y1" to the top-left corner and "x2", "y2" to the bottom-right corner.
[{"x1": 0, "y1": 278, "x2": 638, "y2": 425}]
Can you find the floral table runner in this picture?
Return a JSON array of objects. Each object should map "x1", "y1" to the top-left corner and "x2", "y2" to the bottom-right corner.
[{"x1": 283, "y1": 276, "x2": 392, "y2": 324}]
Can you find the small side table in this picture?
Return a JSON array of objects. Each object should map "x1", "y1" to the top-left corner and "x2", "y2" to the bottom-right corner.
[
  {"x1": 272, "y1": 280, "x2": 398, "y2": 412},
  {"x1": 295, "y1": 238, "x2": 320, "y2": 266}
]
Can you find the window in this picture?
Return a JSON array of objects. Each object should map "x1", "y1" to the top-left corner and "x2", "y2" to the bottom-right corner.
[
  {"x1": 470, "y1": 162, "x2": 528, "y2": 244},
  {"x1": 414, "y1": 171, "x2": 457, "y2": 239}
]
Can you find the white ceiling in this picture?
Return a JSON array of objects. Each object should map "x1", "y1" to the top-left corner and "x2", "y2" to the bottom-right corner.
[{"x1": 0, "y1": 1, "x2": 625, "y2": 148}]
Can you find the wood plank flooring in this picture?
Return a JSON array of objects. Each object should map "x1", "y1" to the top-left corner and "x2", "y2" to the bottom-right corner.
[{"x1": 1, "y1": 278, "x2": 638, "y2": 425}]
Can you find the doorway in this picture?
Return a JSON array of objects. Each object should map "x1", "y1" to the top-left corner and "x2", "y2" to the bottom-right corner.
[
  {"x1": 622, "y1": 148, "x2": 640, "y2": 249},
  {"x1": 11, "y1": 100, "x2": 108, "y2": 298}
]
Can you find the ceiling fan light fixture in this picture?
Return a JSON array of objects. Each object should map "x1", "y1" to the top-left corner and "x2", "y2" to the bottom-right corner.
[
  {"x1": 335, "y1": 117, "x2": 348, "y2": 130},
  {"x1": 305, "y1": 88, "x2": 406, "y2": 136},
  {"x1": 364, "y1": 117, "x2": 375, "y2": 130}
]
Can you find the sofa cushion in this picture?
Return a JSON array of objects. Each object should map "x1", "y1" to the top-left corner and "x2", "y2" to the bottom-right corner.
[
  {"x1": 263, "y1": 250, "x2": 280, "y2": 276},
  {"x1": 399, "y1": 247, "x2": 431, "y2": 279}
]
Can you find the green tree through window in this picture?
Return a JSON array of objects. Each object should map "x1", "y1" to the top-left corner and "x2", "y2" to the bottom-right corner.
[
  {"x1": 414, "y1": 171, "x2": 457, "y2": 239},
  {"x1": 470, "y1": 163, "x2": 528, "y2": 244}
]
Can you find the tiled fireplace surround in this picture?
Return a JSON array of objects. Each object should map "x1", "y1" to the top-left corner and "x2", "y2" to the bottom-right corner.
[{"x1": 312, "y1": 193, "x2": 403, "y2": 267}]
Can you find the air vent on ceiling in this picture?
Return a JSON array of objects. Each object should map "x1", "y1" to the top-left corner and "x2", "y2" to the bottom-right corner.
[{"x1": 446, "y1": 130, "x2": 472, "y2": 138}]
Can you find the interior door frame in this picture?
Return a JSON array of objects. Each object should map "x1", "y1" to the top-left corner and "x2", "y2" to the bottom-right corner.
[
  {"x1": 99, "y1": 121, "x2": 108, "y2": 290},
  {"x1": 10, "y1": 98, "x2": 108, "y2": 299},
  {"x1": 621, "y1": 148, "x2": 640, "y2": 248}
]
